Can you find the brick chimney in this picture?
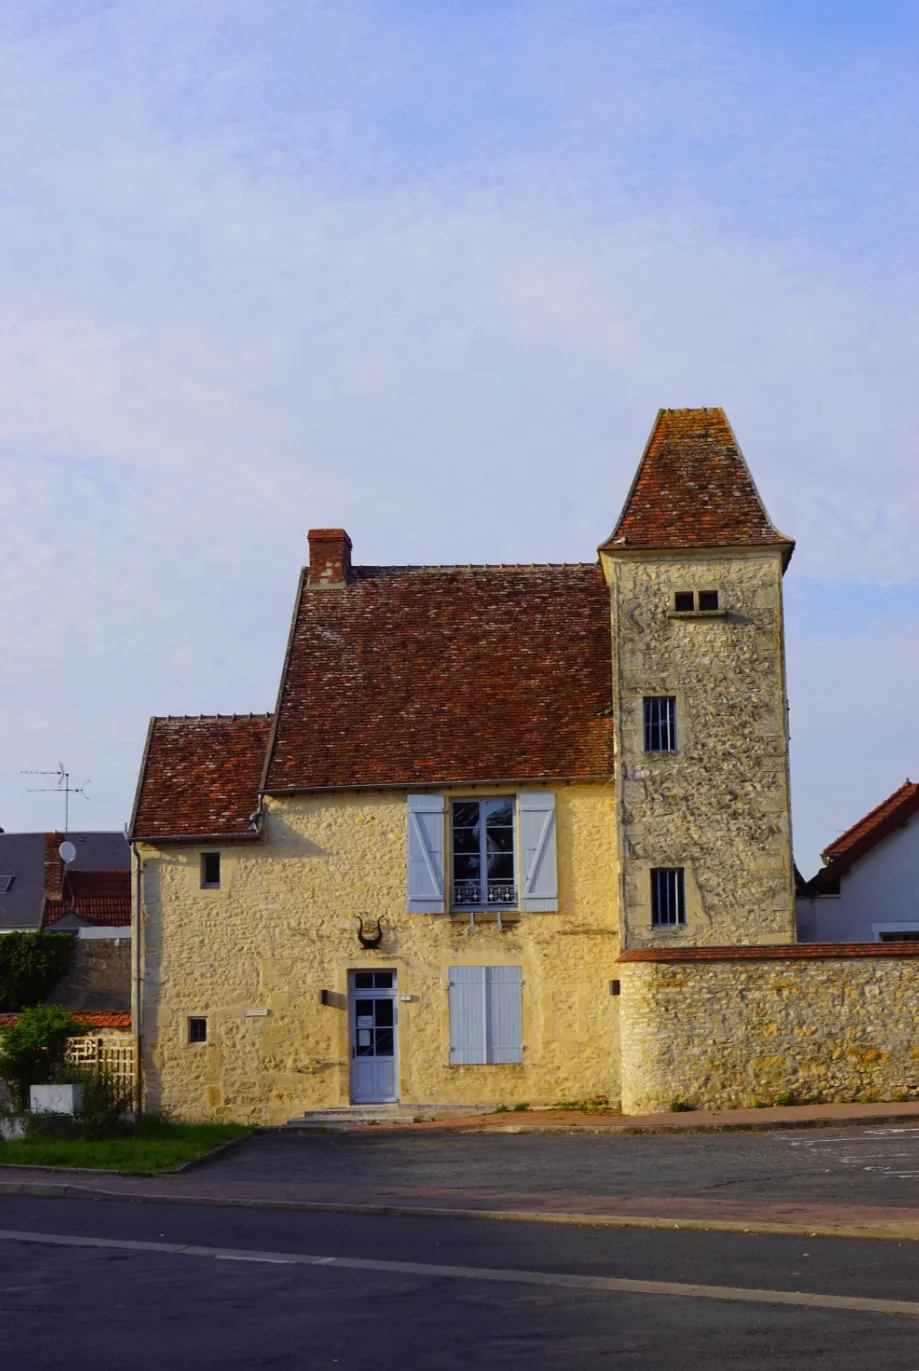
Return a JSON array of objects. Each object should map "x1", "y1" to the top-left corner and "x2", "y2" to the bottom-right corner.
[
  {"x1": 44, "y1": 832, "x2": 64, "y2": 899},
  {"x1": 307, "y1": 529, "x2": 352, "y2": 587}
]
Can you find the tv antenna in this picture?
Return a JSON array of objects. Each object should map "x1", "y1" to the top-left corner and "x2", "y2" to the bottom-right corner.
[{"x1": 22, "y1": 763, "x2": 90, "y2": 834}]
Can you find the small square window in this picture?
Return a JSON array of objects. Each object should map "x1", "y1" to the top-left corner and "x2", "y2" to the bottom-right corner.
[
  {"x1": 0, "y1": 875, "x2": 14, "y2": 893},
  {"x1": 188, "y1": 1017, "x2": 207, "y2": 1044},
  {"x1": 698, "y1": 590, "x2": 719, "y2": 612},
  {"x1": 674, "y1": 592, "x2": 694, "y2": 612},
  {"x1": 651, "y1": 868, "x2": 685, "y2": 926},
  {"x1": 201, "y1": 853, "x2": 221, "y2": 889},
  {"x1": 644, "y1": 697, "x2": 677, "y2": 753}
]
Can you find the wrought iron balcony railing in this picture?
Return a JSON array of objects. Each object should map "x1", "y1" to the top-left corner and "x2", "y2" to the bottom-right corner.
[{"x1": 452, "y1": 880, "x2": 517, "y2": 909}]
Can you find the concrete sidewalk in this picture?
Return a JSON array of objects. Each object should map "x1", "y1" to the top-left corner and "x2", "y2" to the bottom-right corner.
[{"x1": 327, "y1": 1099, "x2": 919, "y2": 1136}]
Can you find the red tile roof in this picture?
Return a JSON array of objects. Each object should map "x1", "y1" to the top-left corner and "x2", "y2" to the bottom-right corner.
[
  {"x1": 0, "y1": 1011, "x2": 131, "y2": 1028},
  {"x1": 264, "y1": 564, "x2": 614, "y2": 791},
  {"x1": 43, "y1": 870, "x2": 132, "y2": 927},
  {"x1": 619, "y1": 943, "x2": 919, "y2": 962},
  {"x1": 601, "y1": 408, "x2": 793, "y2": 563},
  {"x1": 805, "y1": 779, "x2": 919, "y2": 894},
  {"x1": 130, "y1": 714, "x2": 273, "y2": 840}
]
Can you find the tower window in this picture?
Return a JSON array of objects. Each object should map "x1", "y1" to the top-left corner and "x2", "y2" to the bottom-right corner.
[
  {"x1": 188, "y1": 1017, "x2": 207, "y2": 1044},
  {"x1": 644, "y1": 697, "x2": 676, "y2": 752},
  {"x1": 674, "y1": 592, "x2": 694, "y2": 612},
  {"x1": 651, "y1": 868, "x2": 685, "y2": 926},
  {"x1": 201, "y1": 853, "x2": 221, "y2": 889},
  {"x1": 698, "y1": 590, "x2": 719, "y2": 611}
]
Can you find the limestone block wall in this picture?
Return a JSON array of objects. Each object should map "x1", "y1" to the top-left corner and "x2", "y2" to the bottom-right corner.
[
  {"x1": 138, "y1": 783, "x2": 618, "y2": 1124},
  {"x1": 619, "y1": 948, "x2": 919, "y2": 1113},
  {"x1": 604, "y1": 548, "x2": 794, "y2": 948}
]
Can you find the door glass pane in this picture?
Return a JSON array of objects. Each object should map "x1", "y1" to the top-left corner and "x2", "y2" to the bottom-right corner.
[
  {"x1": 353, "y1": 972, "x2": 374, "y2": 989},
  {"x1": 373, "y1": 971, "x2": 394, "y2": 989},
  {"x1": 374, "y1": 999, "x2": 394, "y2": 1027},
  {"x1": 375, "y1": 1028, "x2": 394, "y2": 1056}
]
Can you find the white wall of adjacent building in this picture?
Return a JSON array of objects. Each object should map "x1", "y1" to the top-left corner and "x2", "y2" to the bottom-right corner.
[{"x1": 797, "y1": 814, "x2": 919, "y2": 942}]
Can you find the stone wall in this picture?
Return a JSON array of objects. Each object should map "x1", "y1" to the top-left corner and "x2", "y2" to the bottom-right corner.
[
  {"x1": 619, "y1": 947, "x2": 919, "y2": 1113},
  {"x1": 603, "y1": 547, "x2": 795, "y2": 948},
  {"x1": 138, "y1": 783, "x2": 619, "y2": 1124},
  {"x1": 47, "y1": 939, "x2": 131, "y2": 1012}
]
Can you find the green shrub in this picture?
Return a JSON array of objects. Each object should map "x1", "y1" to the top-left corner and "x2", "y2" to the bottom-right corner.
[
  {"x1": 512, "y1": 1102, "x2": 531, "y2": 1112},
  {"x1": 774, "y1": 1092, "x2": 796, "y2": 1107},
  {"x1": 669, "y1": 1100, "x2": 695, "y2": 1113},
  {"x1": 0, "y1": 932, "x2": 75, "y2": 1011},
  {"x1": 0, "y1": 1004, "x2": 88, "y2": 1110},
  {"x1": 53, "y1": 1063, "x2": 135, "y2": 1140}
]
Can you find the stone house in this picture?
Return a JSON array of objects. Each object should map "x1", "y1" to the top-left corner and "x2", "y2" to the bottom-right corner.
[
  {"x1": 797, "y1": 780, "x2": 919, "y2": 944},
  {"x1": 130, "y1": 406, "x2": 919, "y2": 1122}
]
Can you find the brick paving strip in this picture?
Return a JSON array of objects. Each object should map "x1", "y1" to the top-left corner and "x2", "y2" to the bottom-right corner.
[{"x1": 5, "y1": 1101, "x2": 919, "y2": 1240}]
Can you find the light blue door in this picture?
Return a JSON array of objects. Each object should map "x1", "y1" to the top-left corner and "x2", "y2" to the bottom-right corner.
[{"x1": 349, "y1": 970, "x2": 398, "y2": 1104}]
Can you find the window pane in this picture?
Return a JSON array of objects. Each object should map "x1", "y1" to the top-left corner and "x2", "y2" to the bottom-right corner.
[
  {"x1": 698, "y1": 590, "x2": 719, "y2": 611},
  {"x1": 452, "y1": 801, "x2": 479, "y2": 828},
  {"x1": 487, "y1": 852, "x2": 514, "y2": 880},
  {"x1": 674, "y1": 592, "x2": 694, "y2": 612},
  {"x1": 374, "y1": 999, "x2": 394, "y2": 1027},
  {"x1": 375, "y1": 1028, "x2": 394, "y2": 1056},
  {"x1": 372, "y1": 972, "x2": 394, "y2": 989},
  {"x1": 453, "y1": 827, "x2": 480, "y2": 854},
  {"x1": 487, "y1": 826, "x2": 514, "y2": 853},
  {"x1": 353, "y1": 972, "x2": 374, "y2": 989},
  {"x1": 453, "y1": 854, "x2": 481, "y2": 880},
  {"x1": 485, "y1": 798, "x2": 514, "y2": 826}
]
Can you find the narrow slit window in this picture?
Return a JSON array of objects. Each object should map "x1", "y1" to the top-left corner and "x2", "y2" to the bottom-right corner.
[
  {"x1": 643, "y1": 697, "x2": 676, "y2": 753},
  {"x1": 674, "y1": 591, "x2": 694, "y2": 613},
  {"x1": 201, "y1": 853, "x2": 221, "y2": 889},
  {"x1": 651, "y1": 868, "x2": 685, "y2": 926},
  {"x1": 698, "y1": 590, "x2": 719, "y2": 612},
  {"x1": 188, "y1": 1017, "x2": 207, "y2": 1044}
]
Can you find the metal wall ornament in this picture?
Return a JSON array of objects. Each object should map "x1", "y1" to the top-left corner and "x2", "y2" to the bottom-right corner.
[{"x1": 356, "y1": 914, "x2": 385, "y2": 949}]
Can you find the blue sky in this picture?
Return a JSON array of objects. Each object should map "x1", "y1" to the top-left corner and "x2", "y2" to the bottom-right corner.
[{"x1": 1, "y1": 1, "x2": 917, "y2": 872}]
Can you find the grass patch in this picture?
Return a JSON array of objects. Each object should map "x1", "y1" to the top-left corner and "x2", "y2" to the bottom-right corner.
[{"x1": 0, "y1": 1120, "x2": 250, "y2": 1173}]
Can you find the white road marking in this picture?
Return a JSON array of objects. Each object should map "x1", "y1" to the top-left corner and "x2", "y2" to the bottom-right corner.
[{"x1": 1, "y1": 1227, "x2": 918, "y2": 1321}]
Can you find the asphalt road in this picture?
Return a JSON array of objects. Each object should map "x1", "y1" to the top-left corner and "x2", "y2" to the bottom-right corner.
[
  {"x1": 4, "y1": 1195, "x2": 919, "y2": 1369},
  {"x1": 217, "y1": 1122, "x2": 919, "y2": 1205}
]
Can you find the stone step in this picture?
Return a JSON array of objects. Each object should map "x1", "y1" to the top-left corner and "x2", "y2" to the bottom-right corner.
[{"x1": 286, "y1": 1103, "x2": 488, "y2": 1129}]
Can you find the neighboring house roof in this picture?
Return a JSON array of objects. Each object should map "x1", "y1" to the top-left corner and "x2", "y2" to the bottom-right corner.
[
  {"x1": 600, "y1": 408, "x2": 794, "y2": 564},
  {"x1": 44, "y1": 870, "x2": 132, "y2": 929},
  {"x1": 263, "y1": 564, "x2": 614, "y2": 792},
  {"x1": 0, "y1": 832, "x2": 129, "y2": 931},
  {"x1": 0, "y1": 1011, "x2": 131, "y2": 1029},
  {"x1": 130, "y1": 713, "x2": 273, "y2": 840},
  {"x1": 805, "y1": 779, "x2": 919, "y2": 895}
]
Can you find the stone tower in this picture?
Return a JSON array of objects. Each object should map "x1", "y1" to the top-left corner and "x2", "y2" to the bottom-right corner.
[{"x1": 600, "y1": 408, "x2": 796, "y2": 948}]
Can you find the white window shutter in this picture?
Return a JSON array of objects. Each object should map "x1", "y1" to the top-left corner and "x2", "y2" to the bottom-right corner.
[
  {"x1": 407, "y1": 794, "x2": 446, "y2": 913},
  {"x1": 449, "y1": 967, "x2": 486, "y2": 1064},
  {"x1": 485, "y1": 966, "x2": 523, "y2": 1064},
  {"x1": 518, "y1": 791, "x2": 558, "y2": 912}
]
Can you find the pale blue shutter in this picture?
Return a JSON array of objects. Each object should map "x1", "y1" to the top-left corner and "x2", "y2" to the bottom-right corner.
[
  {"x1": 518, "y1": 791, "x2": 558, "y2": 912},
  {"x1": 449, "y1": 966, "x2": 486, "y2": 1064},
  {"x1": 485, "y1": 966, "x2": 523, "y2": 1064},
  {"x1": 407, "y1": 795, "x2": 446, "y2": 913}
]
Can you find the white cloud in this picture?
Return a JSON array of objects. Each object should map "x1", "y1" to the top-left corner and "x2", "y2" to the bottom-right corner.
[{"x1": 0, "y1": 0, "x2": 916, "y2": 865}]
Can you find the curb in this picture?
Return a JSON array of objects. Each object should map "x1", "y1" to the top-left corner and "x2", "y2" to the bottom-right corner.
[{"x1": 2, "y1": 1179, "x2": 919, "y2": 1243}]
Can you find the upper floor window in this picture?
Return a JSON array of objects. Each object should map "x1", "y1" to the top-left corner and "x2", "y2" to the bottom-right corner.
[
  {"x1": 407, "y1": 792, "x2": 557, "y2": 915},
  {"x1": 673, "y1": 590, "x2": 719, "y2": 613},
  {"x1": 651, "y1": 867, "x2": 685, "y2": 926},
  {"x1": 452, "y1": 798, "x2": 516, "y2": 909},
  {"x1": 644, "y1": 697, "x2": 676, "y2": 753},
  {"x1": 201, "y1": 853, "x2": 221, "y2": 889}
]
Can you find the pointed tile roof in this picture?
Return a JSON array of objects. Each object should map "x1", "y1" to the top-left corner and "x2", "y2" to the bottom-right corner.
[{"x1": 601, "y1": 408, "x2": 793, "y2": 563}]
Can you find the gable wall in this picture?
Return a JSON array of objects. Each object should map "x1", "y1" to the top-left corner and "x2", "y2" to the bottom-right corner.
[{"x1": 137, "y1": 784, "x2": 618, "y2": 1124}]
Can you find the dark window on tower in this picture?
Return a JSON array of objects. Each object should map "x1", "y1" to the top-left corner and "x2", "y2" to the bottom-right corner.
[
  {"x1": 201, "y1": 853, "x2": 221, "y2": 889},
  {"x1": 674, "y1": 592, "x2": 694, "y2": 613},
  {"x1": 698, "y1": 590, "x2": 719, "y2": 611},
  {"x1": 188, "y1": 1017, "x2": 207, "y2": 1044},
  {"x1": 644, "y1": 697, "x2": 677, "y2": 753},
  {"x1": 651, "y1": 868, "x2": 685, "y2": 926}
]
